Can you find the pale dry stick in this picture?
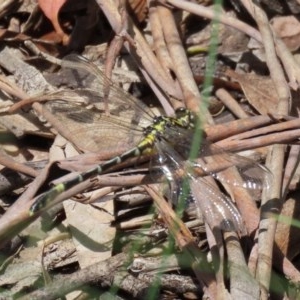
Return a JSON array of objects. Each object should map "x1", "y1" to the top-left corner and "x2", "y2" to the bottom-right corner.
[
  {"x1": 145, "y1": 184, "x2": 195, "y2": 246},
  {"x1": 0, "y1": 74, "x2": 30, "y2": 100},
  {"x1": 147, "y1": 1, "x2": 173, "y2": 72},
  {"x1": 204, "y1": 224, "x2": 230, "y2": 300},
  {"x1": 219, "y1": 116, "x2": 300, "y2": 143},
  {"x1": 24, "y1": 42, "x2": 63, "y2": 66},
  {"x1": 95, "y1": 0, "x2": 183, "y2": 115},
  {"x1": 214, "y1": 114, "x2": 300, "y2": 153},
  {"x1": 103, "y1": 0, "x2": 127, "y2": 96},
  {"x1": 164, "y1": 0, "x2": 262, "y2": 42},
  {"x1": 274, "y1": 35, "x2": 300, "y2": 89},
  {"x1": 224, "y1": 231, "x2": 260, "y2": 300},
  {"x1": 215, "y1": 88, "x2": 249, "y2": 119},
  {"x1": 117, "y1": 214, "x2": 155, "y2": 229},
  {"x1": 281, "y1": 113, "x2": 300, "y2": 210},
  {"x1": 156, "y1": 5, "x2": 204, "y2": 116},
  {"x1": 0, "y1": 150, "x2": 38, "y2": 177},
  {"x1": 216, "y1": 128, "x2": 300, "y2": 153},
  {"x1": 205, "y1": 115, "x2": 277, "y2": 142},
  {"x1": 147, "y1": 1, "x2": 184, "y2": 110},
  {"x1": 248, "y1": 230, "x2": 300, "y2": 291},
  {"x1": 248, "y1": 240, "x2": 258, "y2": 277},
  {"x1": 282, "y1": 144, "x2": 300, "y2": 199},
  {"x1": 240, "y1": 2, "x2": 290, "y2": 294},
  {"x1": 248, "y1": 229, "x2": 300, "y2": 294},
  {"x1": 249, "y1": 249, "x2": 300, "y2": 293}
]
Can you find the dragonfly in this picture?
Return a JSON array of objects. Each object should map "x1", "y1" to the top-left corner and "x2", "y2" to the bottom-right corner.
[{"x1": 28, "y1": 54, "x2": 271, "y2": 232}]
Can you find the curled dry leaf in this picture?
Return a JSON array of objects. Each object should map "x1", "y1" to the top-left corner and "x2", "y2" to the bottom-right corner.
[
  {"x1": 271, "y1": 16, "x2": 300, "y2": 51},
  {"x1": 38, "y1": 0, "x2": 68, "y2": 44},
  {"x1": 127, "y1": 0, "x2": 148, "y2": 23},
  {"x1": 225, "y1": 69, "x2": 279, "y2": 115}
]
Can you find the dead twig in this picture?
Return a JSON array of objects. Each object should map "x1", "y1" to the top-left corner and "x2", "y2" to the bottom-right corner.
[
  {"x1": 156, "y1": 4, "x2": 203, "y2": 115},
  {"x1": 239, "y1": 1, "x2": 290, "y2": 293}
]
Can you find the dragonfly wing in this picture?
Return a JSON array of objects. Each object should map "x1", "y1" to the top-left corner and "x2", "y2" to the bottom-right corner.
[
  {"x1": 190, "y1": 176, "x2": 244, "y2": 232},
  {"x1": 195, "y1": 143, "x2": 272, "y2": 191},
  {"x1": 61, "y1": 54, "x2": 154, "y2": 121},
  {"x1": 44, "y1": 100, "x2": 146, "y2": 153},
  {"x1": 157, "y1": 137, "x2": 244, "y2": 232},
  {"x1": 40, "y1": 54, "x2": 156, "y2": 153},
  {"x1": 163, "y1": 125, "x2": 271, "y2": 191}
]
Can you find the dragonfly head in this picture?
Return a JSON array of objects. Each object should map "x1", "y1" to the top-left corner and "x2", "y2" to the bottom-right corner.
[{"x1": 174, "y1": 108, "x2": 196, "y2": 129}]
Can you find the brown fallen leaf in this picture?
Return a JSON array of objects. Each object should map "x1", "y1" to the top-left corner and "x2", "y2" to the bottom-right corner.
[
  {"x1": 38, "y1": 0, "x2": 68, "y2": 44},
  {"x1": 225, "y1": 69, "x2": 279, "y2": 115},
  {"x1": 271, "y1": 15, "x2": 300, "y2": 52},
  {"x1": 128, "y1": 0, "x2": 148, "y2": 23}
]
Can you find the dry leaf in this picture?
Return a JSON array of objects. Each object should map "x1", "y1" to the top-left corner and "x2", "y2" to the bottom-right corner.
[
  {"x1": 271, "y1": 16, "x2": 300, "y2": 51},
  {"x1": 225, "y1": 69, "x2": 279, "y2": 115},
  {"x1": 128, "y1": 0, "x2": 148, "y2": 23},
  {"x1": 63, "y1": 200, "x2": 116, "y2": 268},
  {"x1": 38, "y1": 0, "x2": 68, "y2": 44}
]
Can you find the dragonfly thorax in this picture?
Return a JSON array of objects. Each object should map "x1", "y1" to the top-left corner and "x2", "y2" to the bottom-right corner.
[
  {"x1": 143, "y1": 115, "x2": 168, "y2": 137},
  {"x1": 174, "y1": 108, "x2": 195, "y2": 129}
]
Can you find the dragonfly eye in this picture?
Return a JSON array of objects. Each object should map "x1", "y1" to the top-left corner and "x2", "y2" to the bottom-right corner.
[
  {"x1": 175, "y1": 107, "x2": 187, "y2": 116},
  {"x1": 189, "y1": 112, "x2": 197, "y2": 126}
]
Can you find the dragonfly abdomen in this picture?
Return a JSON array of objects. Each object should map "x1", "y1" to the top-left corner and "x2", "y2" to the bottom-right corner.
[{"x1": 29, "y1": 126, "x2": 161, "y2": 215}]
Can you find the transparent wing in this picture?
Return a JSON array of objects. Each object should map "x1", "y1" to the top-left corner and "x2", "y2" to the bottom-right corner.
[
  {"x1": 195, "y1": 142, "x2": 271, "y2": 191},
  {"x1": 162, "y1": 125, "x2": 271, "y2": 191},
  {"x1": 41, "y1": 54, "x2": 155, "y2": 152},
  {"x1": 45, "y1": 99, "x2": 146, "y2": 153},
  {"x1": 60, "y1": 54, "x2": 154, "y2": 123},
  {"x1": 189, "y1": 176, "x2": 244, "y2": 231},
  {"x1": 156, "y1": 127, "x2": 271, "y2": 232},
  {"x1": 169, "y1": 175, "x2": 244, "y2": 232}
]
